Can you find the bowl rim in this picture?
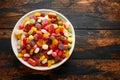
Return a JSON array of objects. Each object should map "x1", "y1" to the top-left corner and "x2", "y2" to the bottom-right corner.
[{"x1": 11, "y1": 9, "x2": 75, "y2": 70}]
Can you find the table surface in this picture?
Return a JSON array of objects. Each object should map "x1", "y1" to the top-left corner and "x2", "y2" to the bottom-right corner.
[{"x1": 0, "y1": 0, "x2": 120, "y2": 80}]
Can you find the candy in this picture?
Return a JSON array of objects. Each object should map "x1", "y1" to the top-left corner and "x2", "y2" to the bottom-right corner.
[
  {"x1": 24, "y1": 53, "x2": 30, "y2": 57},
  {"x1": 30, "y1": 49, "x2": 34, "y2": 55},
  {"x1": 52, "y1": 52, "x2": 57, "y2": 57},
  {"x1": 52, "y1": 39, "x2": 58, "y2": 45},
  {"x1": 34, "y1": 12, "x2": 41, "y2": 17},
  {"x1": 40, "y1": 55, "x2": 45, "y2": 61},
  {"x1": 28, "y1": 35, "x2": 34, "y2": 40},
  {"x1": 42, "y1": 58, "x2": 48, "y2": 64},
  {"x1": 34, "y1": 48, "x2": 40, "y2": 53},
  {"x1": 28, "y1": 58, "x2": 37, "y2": 66},
  {"x1": 58, "y1": 43, "x2": 64, "y2": 50},
  {"x1": 48, "y1": 12, "x2": 57, "y2": 18},
  {"x1": 42, "y1": 44, "x2": 48, "y2": 50},
  {"x1": 47, "y1": 50, "x2": 53, "y2": 55},
  {"x1": 68, "y1": 37, "x2": 72, "y2": 43},
  {"x1": 30, "y1": 19, "x2": 36, "y2": 24},
  {"x1": 15, "y1": 11, "x2": 73, "y2": 67},
  {"x1": 18, "y1": 53, "x2": 23, "y2": 58}
]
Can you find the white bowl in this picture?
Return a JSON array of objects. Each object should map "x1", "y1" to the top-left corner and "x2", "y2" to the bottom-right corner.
[{"x1": 11, "y1": 9, "x2": 75, "y2": 70}]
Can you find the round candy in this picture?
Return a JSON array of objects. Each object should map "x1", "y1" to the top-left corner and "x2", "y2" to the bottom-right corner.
[
  {"x1": 34, "y1": 48, "x2": 40, "y2": 53},
  {"x1": 52, "y1": 52, "x2": 57, "y2": 57}
]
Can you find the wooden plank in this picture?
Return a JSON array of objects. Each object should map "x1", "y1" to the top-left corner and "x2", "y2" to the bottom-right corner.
[
  {"x1": 0, "y1": 0, "x2": 120, "y2": 29},
  {"x1": 0, "y1": 59, "x2": 120, "y2": 80},
  {"x1": 0, "y1": 29, "x2": 120, "y2": 59}
]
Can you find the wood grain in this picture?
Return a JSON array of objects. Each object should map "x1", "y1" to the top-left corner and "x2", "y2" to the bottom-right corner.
[{"x1": 0, "y1": 0, "x2": 120, "y2": 29}]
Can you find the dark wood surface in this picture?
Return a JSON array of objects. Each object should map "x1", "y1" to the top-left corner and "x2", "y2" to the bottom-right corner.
[{"x1": 0, "y1": 0, "x2": 120, "y2": 80}]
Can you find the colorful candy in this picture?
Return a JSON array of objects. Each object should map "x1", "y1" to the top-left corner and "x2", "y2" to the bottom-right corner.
[{"x1": 15, "y1": 12, "x2": 73, "y2": 67}]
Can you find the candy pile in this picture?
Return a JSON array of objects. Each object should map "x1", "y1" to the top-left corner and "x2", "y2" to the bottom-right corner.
[{"x1": 14, "y1": 12, "x2": 72, "y2": 67}]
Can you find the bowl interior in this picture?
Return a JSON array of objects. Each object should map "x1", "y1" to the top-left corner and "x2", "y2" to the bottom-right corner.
[{"x1": 11, "y1": 9, "x2": 75, "y2": 70}]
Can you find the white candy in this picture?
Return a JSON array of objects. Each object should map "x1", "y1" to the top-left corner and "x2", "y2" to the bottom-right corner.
[
  {"x1": 41, "y1": 29, "x2": 47, "y2": 33},
  {"x1": 37, "y1": 18, "x2": 42, "y2": 23},
  {"x1": 42, "y1": 44, "x2": 48, "y2": 50},
  {"x1": 14, "y1": 29, "x2": 23, "y2": 35},
  {"x1": 47, "y1": 50, "x2": 53, "y2": 55},
  {"x1": 65, "y1": 22, "x2": 70, "y2": 28},
  {"x1": 64, "y1": 29, "x2": 72, "y2": 37},
  {"x1": 24, "y1": 53, "x2": 30, "y2": 57},
  {"x1": 17, "y1": 45, "x2": 20, "y2": 49},
  {"x1": 34, "y1": 48, "x2": 40, "y2": 53},
  {"x1": 42, "y1": 58, "x2": 48, "y2": 64}
]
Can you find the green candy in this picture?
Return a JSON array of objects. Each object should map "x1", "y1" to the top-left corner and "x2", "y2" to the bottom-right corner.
[
  {"x1": 68, "y1": 43, "x2": 72, "y2": 49},
  {"x1": 30, "y1": 19, "x2": 36, "y2": 24},
  {"x1": 67, "y1": 27, "x2": 72, "y2": 33},
  {"x1": 50, "y1": 36, "x2": 55, "y2": 40},
  {"x1": 57, "y1": 16, "x2": 61, "y2": 21}
]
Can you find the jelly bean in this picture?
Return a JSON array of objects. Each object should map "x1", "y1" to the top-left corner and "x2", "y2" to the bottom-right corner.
[
  {"x1": 33, "y1": 55, "x2": 40, "y2": 64},
  {"x1": 55, "y1": 49, "x2": 59, "y2": 53},
  {"x1": 41, "y1": 13, "x2": 45, "y2": 17},
  {"x1": 64, "y1": 39, "x2": 68, "y2": 44},
  {"x1": 26, "y1": 44, "x2": 31, "y2": 50},
  {"x1": 37, "y1": 18, "x2": 42, "y2": 23},
  {"x1": 22, "y1": 57, "x2": 29, "y2": 61},
  {"x1": 21, "y1": 49, "x2": 26, "y2": 54},
  {"x1": 42, "y1": 19, "x2": 48, "y2": 27},
  {"x1": 23, "y1": 37, "x2": 27, "y2": 44},
  {"x1": 39, "y1": 55, "x2": 45, "y2": 61},
  {"x1": 17, "y1": 40, "x2": 21, "y2": 46},
  {"x1": 31, "y1": 27, "x2": 37, "y2": 32},
  {"x1": 61, "y1": 53, "x2": 66, "y2": 59},
  {"x1": 33, "y1": 44, "x2": 38, "y2": 50},
  {"x1": 28, "y1": 35, "x2": 34, "y2": 40},
  {"x1": 58, "y1": 43, "x2": 64, "y2": 50},
  {"x1": 48, "y1": 60, "x2": 52, "y2": 67},
  {"x1": 53, "y1": 24, "x2": 58, "y2": 29},
  {"x1": 50, "y1": 36, "x2": 55, "y2": 40},
  {"x1": 35, "y1": 23, "x2": 42, "y2": 30},
  {"x1": 30, "y1": 19, "x2": 36, "y2": 24},
  {"x1": 49, "y1": 24, "x2": 55, "y2": 34},
  {"x1": 29, "y1": 40, "x2": 35, "y2": 46},
  {"x1": 52, "y1": 39, "x2": 58, "y2": 45},
  {"x1": 42, "y1": 44, "x2": 48, "y2": 50},
  {"x1": 48, "y1": 12, "x2": 57, "y2": 18},
  {"x1": 43, "y1": 32, "x2": 50, "y2": 38},
  {"x1": 60, "y1": 36, "x2": 65, "y2": 41},
  {"x1": 64, "y1": 45, "x2": 68, "y2": 50},
  {"x1": 41, "y1": 29, "x2": 47, "y2": 33},
  {"x1": 58, "y1": 21, "x2": 63, "y2": 25},
  {"x1": 28, "y1": 58, "x2": 37, "y2": 66},
  {"x1": 34, "y1": 12, "x2": 41, "y2": 17},
  {"x1": 17, "y1": 45, "x2": 21, "y2": 49},
  {"x1": 37, "y1": 40, "x2": 43, "y2": 47},
  {"x1": 18, "y1": 53, "x2": 23, "y2": 58},
  {"x1": 14, "y1": 29, "x2": 23, "y2": 35},
  {"x1": 51, "y1": 18, "x2": 57, "y2": 23},
  {"x1": 30, "y1": 49, "x2": 34, "y2": 55},
  {"x1": 42, "y1": 58, "x2": 48, "y2": 64},
  {"x1": 67, "y1": 28, "x2": 72, "y2": 33},
  {"x1": 24, "y1": 53, "x2": 30, "y2": 57},
  {"x1": 68, "y1": 43, "x2": 72, "y2": 49},
  {"x1": 47, "y1": 50, "x2": 53, "y2": 55},
  {"x1": 52, "y1": 52, "x2": 57, "y2": 57},
  {"x1": 24, "y1": 17, "x2": 30, "y2": 22},
  {"x1": 57, "y1": 16, "x2": 61, "y2": 21},
  {"x1": 34, "y1": 34, "x2": 38, "y2": 41},
  {"x1": 55, "y1": 28, "x2": 60, "y2": 34},
  {"x1": 64, "y1": 51, "x2": 69, "y2": 57},
  {"x1": 58, "y1": 50, "x2": 63, "y2": 57},
  {"x1": 24, "y1": 21, "x2": 30, "y2": 26},
  {"x1": 19, "y1": 24, "x2": 24, "y2": 29},
  {"x1": 34, "y1": 48, "x2": 40, "y2": 53},
  {"x1": 50, "y1": 44, "x2": 55, "y2": 50},
  {"x1": 68, "y1": 37, "x2": 72, "y2": 43}
]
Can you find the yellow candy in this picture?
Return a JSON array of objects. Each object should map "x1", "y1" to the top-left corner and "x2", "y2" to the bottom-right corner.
[
  {"x1": 31, "y1": 27, "x2": 37, "y2": 32},
  {"x1": 21, "y1": 49, "x2": 26, "y2": 54},
  {"x1": 28, "y1": 35, "x2": 34, "y2": 40},
  {"x1": 37, "y1": 40, "x2": 43, "y2": 47},
  {"x1": 34, "y1": 12, "x2": 41, "y2": 17},
  {"x1": 51, "y1": 59, "x2": 55, "y2": 64},
  {"x1": 40, "y1": 55, "x2": 45, "y2": 61},
  {"x1": 52, "y1": 39, "x2": 58, "y2": 45},
  {"x1": 43, "y1": 33, "x2": 50, "y2": 37},
  {"x1": 59, "y1": 25, "x2": 64, "y2": 28},
  {"x1": 48, "y1": 60, "x2": 52, "y2": 67},
  {"x1": 68, "y1": 37, "x2": 72, "y2": 43},
  {"x1": 30, "y1": 49, "x2": 34, "y2": 55},
  {"x1": 18, "y1": 53, "x2": 23, "y2": 58},
  {"x1": 25, "y1": 17, "x2": 30, "y2": 22},
  {"x1": 53, "y1": 24, "x2": 58, "y2": 29},
  {"x1": 64, "y1": 51, "x2": 69, "y2": 57},
  {"x1": 55, "y1": 28, "x2": 60, "y2": 34}
]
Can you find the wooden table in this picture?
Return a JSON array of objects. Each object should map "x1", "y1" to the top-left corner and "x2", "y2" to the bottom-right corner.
[{"x1": 0, "y1": 0, "x2": 120, "y2": 80}]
